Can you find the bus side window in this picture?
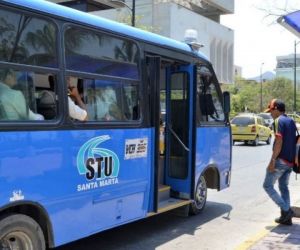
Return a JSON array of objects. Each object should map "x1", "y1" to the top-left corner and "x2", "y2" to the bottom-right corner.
[
  {"x1": 83, "y1": 79, "x2": 139, "y2": 122},
  {"x1": 0, "y1": 68, "x2": 50, "y2": 121}
]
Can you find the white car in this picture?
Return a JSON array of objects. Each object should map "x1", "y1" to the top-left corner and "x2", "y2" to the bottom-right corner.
[{"x1": 258, "y1": 113, "x2": 273, "y2": 129}]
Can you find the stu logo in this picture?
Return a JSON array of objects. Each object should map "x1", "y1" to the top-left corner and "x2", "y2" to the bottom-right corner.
[
  {"x1": 77, "y1": 135, "x2": 120, "y2": 181},
  {"x1": 86, "y1": 156, "x2": 113, "y2": 180}
]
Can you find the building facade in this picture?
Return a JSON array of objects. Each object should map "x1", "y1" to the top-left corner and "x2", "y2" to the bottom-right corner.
[
  {"x1": 276, "y1": 54, "x2": 300, "y2": 88},
  {"x1": 48, "y1": 0, "x2": 234, "y2": 84}
]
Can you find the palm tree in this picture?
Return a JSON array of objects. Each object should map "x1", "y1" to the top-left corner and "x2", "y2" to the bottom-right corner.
[
  {"x1": 26, "y1": 24, "x2": 56, "y2": 55},
  {"x1": 0, "y1": 15, "x2": 30, "y2": 63}
]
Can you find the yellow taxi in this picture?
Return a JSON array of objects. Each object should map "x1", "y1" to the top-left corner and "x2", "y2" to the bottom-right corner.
[{"x1": 231, "y1": 113, "x2": 272, "y2": 146}]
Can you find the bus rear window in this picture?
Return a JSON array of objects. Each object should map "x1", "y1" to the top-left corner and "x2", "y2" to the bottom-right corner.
[{"x1": 231, "y1": 117, "x2": 255, "y2": 126}]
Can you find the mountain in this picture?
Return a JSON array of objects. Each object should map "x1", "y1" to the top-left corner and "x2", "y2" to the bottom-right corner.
[{"x1": 247, "y1": 71, "x2": 275, "y2": 82}]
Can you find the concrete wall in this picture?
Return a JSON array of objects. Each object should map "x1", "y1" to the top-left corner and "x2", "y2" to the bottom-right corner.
[
  {"x1": 152, "y1": 2, "x2": 234, "y2": 83},
  {"x1": 208, "y1": 0, "x2": 234, "y2": 13},
  {"x1": 276, "y1": 55, "x2": 300, "y2": 88},
  {"x1": 276, "y1": 68, "x2": 300, "y2": 88}
]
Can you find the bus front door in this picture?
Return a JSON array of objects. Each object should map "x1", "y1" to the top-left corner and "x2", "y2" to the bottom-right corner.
[{"x1": 165, "y1": 65, "x2": 195, "y2": 199}]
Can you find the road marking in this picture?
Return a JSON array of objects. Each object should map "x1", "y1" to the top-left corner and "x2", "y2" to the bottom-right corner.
[{"x1": 235, "y1": 223, "x2": 277, "y2": 250}]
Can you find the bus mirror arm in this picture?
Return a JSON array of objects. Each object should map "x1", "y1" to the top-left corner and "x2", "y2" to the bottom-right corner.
[{"x1": 168, "y1": 124, "x2": 190, "y2": 152}]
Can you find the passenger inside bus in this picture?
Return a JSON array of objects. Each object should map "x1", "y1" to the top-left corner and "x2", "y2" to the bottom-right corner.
[
  {"x1": 67, "y1": 76, "x2": 88, "y2": 121},
  {"x1": 0, "y1": 69, "x2": 44, "y2": 120},
  {"x1": 14, "y1": 73, "x2": 36, "y2": 112},
  {"x1": 37, "y1": 75, "x2": 57, "y2": 120},
  {"x1": 86, "y1": 84, "x2": 122, "y2": 121}
]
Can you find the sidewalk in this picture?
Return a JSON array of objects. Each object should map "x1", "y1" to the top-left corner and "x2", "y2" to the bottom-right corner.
[{"x1": 237, "y1": 207, "x2": 300, "y2": 250}]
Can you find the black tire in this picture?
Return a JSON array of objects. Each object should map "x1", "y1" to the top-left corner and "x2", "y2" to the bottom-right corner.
[
  {"x1": 0, "y1": 214, "x2": 45, "y2": 250},
  {"x1": 253, "y1": 136, "x2": 259, "y2": 146},
  {"x1": 189, "y1": 175, "x2": 207, "y2": 215},
  {"x1": 266, "y1": 135, "x2": 271, "y2": 145}
]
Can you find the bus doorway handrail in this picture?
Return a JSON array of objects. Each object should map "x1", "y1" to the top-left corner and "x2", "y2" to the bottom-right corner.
[{"x1": 167, "y1": 124, "x2": 190, "y2": 152}]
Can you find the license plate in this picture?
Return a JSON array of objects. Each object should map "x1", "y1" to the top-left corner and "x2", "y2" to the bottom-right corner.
[{"x1": 238, "y1": 127, "x2": 245, "y2": 133}]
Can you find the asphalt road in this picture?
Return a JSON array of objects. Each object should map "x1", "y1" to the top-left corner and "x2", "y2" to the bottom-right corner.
[{"x1": 55, "y1": 139, "x2": 300, "y2": 250}]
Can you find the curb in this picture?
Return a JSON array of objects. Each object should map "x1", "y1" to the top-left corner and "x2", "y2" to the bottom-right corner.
[
  {"x1": 234, "y1": 223, "x2": 277, "y2": 250},
  {"x1": 236, "y1": 206, "x2": 300, "y2": 250}
]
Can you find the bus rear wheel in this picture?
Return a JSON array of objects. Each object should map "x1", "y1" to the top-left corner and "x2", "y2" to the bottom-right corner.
[
  {"x1": 0, "y1": 214, "x2": 45, "y2": 250},
  {"x1": 189, "y1": 175, "x2": 207, "y2": 215}
]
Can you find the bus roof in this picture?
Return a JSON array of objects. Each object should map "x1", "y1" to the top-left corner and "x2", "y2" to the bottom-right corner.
[{"x1": 5, "y1": 0, "x2": 209, "y2": 62}]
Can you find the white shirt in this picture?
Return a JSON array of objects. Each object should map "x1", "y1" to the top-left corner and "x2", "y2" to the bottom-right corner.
[
  {"x1": 68, "y1": 97, "x2": 87, "y2": 121},
  {"x1": 29, "y1": 110, "x2": 44, "y2": 120}
]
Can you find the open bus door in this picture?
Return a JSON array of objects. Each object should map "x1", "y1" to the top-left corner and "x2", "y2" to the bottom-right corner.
[
  {"x1": 146, "y1": 56, "x2": 194, "y2": 215},
  {"x1": 164, "y1": 65, "x2": 195, "y2": 200}
]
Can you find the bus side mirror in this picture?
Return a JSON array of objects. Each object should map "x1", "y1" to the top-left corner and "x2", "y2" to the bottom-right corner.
[{"x1": 223, "y1": 91, "x2": 230, "y2": 120}]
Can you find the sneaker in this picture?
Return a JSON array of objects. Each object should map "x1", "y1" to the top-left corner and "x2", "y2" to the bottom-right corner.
[
  {"x1": 275, "y1": 210, "x2": 283, "y2": 224},
  {"x1": 275, "y1": 208, "x2": 294, "y2": 224},
  {"x1": 279, "y1": 218, "x2": 293, "y2": 226}
]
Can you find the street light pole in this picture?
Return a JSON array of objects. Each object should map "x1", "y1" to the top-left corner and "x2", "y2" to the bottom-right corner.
[
  {"x1": 131, "y1": 0, "x2": 135, "y2": 27},
  {"x1": 260, "y1": 62, "x2": 264, "y2": 112},
  {"x1": 111, "y1": 0, "x2": 135, "y2": 27}
]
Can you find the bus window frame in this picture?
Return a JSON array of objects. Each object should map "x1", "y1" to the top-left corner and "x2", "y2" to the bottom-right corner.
[
  {"x1": 64, "y1": 71, "x2": 142, "y2": 126},
  {"x1": 0, "y1": 7, "x2": 145, "y2": 130},
  {"x1": 0, "y1": 5, "x2": 60, "y2": 69},
  {"x1": 0, "y1": 5, "x2": 64, "y2": 130},
  {"x1": 62, "y1": 23, "x2": 144, "y2": 127},
  {"x1": 62, "y1": 23, "x2": 142, "y2": 79}
]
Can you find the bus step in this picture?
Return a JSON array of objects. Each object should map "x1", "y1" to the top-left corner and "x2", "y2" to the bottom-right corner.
[
  {"x1": 158, "y1": 184, "x2": 170, "y2": 202},
  {"x1": 147, "y1": 198, "x2": 191, "y2": 217}
]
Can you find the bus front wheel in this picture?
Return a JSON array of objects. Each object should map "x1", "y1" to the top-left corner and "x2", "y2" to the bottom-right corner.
[
  {"x1": 0, "y1": 214, "x2": 45, "y2": 250},
  {"x1": 189, "y1": 175, "x2": 207, "y2": 215}
]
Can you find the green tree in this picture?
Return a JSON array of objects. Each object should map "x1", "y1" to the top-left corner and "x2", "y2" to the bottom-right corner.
[
  {"x1": 263, "y1": 77, "x2": 293, "y2": 111},
  {"x1": 0, "y1": 15, "x2": 31, "y2": 63},
  {"x1": 116, "y1": 14, "x2": 160, "y2": 33},
  {"x1": 222, "y1": 76, "x2": 295, "y2": 115}
]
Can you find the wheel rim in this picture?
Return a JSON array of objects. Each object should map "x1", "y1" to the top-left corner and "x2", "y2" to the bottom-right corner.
[
  {"x1": 195, "y1": 178, "x2": 207, "y2": 209},
  {"x1": 1, "y1": 231, "x2": 33, "y2": 250}
]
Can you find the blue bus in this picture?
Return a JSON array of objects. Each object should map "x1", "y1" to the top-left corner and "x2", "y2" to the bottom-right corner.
[{"x1": 0, "y1": 0, "x2": 231, "y2": 249}]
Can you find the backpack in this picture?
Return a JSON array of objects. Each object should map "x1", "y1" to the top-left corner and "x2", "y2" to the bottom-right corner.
[{"x1": 293, "y1": 128, "x2": 300, "y2": 174}]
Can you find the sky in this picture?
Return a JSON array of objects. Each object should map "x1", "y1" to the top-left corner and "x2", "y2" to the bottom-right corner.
[{"x1": 221, "y1": 0, "x2": 300, "y2": 78}]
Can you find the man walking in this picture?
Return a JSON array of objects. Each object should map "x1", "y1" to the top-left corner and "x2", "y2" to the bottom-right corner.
[{"x1": 263, "y1": 99, "x2": 297, "y2": 225}]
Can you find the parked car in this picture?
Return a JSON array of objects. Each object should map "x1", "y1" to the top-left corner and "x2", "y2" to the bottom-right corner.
[
  {"x1": 257, "y1": 113, "x2": 273, "y2": 129},
  {"x1": 287, "y1": 113, "x2": 300, "y2": 124},
  {"x1": 231, "y1": 113, "x2": 272, "y2": 146}
]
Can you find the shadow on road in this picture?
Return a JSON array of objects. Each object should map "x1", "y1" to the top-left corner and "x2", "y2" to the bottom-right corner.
[
  {"x1": 256, "y1": 222, "x2": 300, "y2": 249},
  {"x1": 233, "y1": 142, "x2": 269, "y2": 147},
  {"x1": 55, "y1": 201, "x2": 232, "y2": 250}
]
